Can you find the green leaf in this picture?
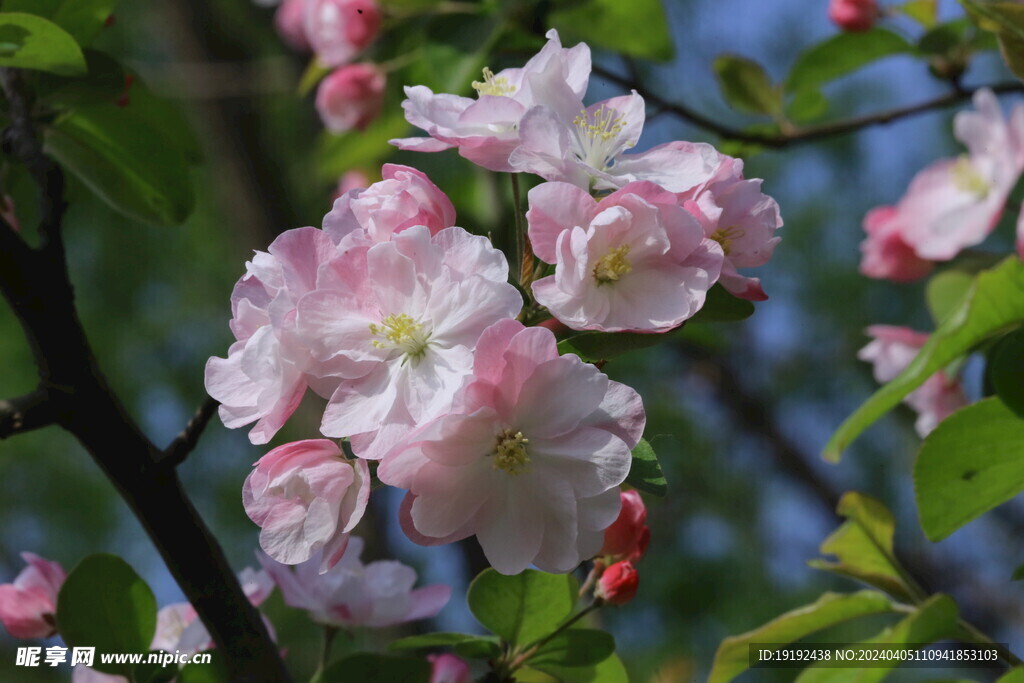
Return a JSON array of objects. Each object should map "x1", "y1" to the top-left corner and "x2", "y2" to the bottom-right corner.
[
  {"x1": 1012, "y1": 563, "x2": 1024, "y2": 580},
  {"x1": 316, "y1": 108, "x2": 409, "y2": 182},
  {"x1": 808, "y1": 493, "x2": 915, "y2": 602},
  {"x1": 55, "y1": 554, "x2": 158, "y2": 677},
  {"x1": 926, "y1": 269, "x2": 974, "y2": 326},
  {"x1": 0, "y1": 13, "x2": 85, "y2": 75},
  {"x1": 918, "y1": 18, "x2": 974, "y2": 55},
  {"x1": 999, "y1": 669, "x2": 1024, "y2": 682},
  {"x1": 2, "y1": 0, "x2": 117, "y2": 45},
  {"x1": 915, "y1": 397, "x2": 1024, "y2": 541},
  {"x1": 388, "y1": 632, "x2": 501, "y2": 659},
  {"x1": 316, "y1": 653, "x2": 431, "y2": 683},
  {"x1": 467, "y1": 569, "x2": 578, "y2": 647},
  {"x1": 134, "y1": 657, "x2": 186, "y2": 683},
  {"x1": 786, "y1": 88, "x2": 829, "y2": 124},
  {"x1": 713, "y1": 54, "x2": 780, "y2": 116},
  {"x1": 44, "y1": 105, "x2": 196, "y2": 226},
  {"x1": 900, "y1": 0, "x2": 939, "y2": 27},
  {"x1": 825, "y1": 257, "x2": 1024, "y2": 461},
  {"x1": 531, "y1": 629, "x2": 615, "y2": 668},
  {"x1": 525, "y1": 652, "x2": 629, "y2": 683},
  {"x1": 690, "y1": 284, "x2": 757, "y2": 323},
  {"x1": 990, "y1": 328, "x2": 1024, "y2": 417},
  {"x1": 786, "y1": 29, "x2": 911, "y2": 94},
  {"x1": 36, "y1": 49, "x2": 126, "y2": 109},
  {"x1": 557, "y1": 331, "x2": 667, "y2": 363},
  {"x1": 625, "y1": 439, "x2": 667, "y2": 497},
  {"x1": 548, "y1": 0, "x2": 673, "y2": 62},
  {"x1": 709, "y1": 591, "x2": 894, "y2": 683},
  {"x1": 404, "y1": 14, "x2": 504, "y2": 96},
  {"x1": 794, "y1": 595, "x2": 960, "y2": 683},
  {"x1": 125, "y1": 79, "x2": 204, "y2": 165},
  {"x1": 961, "y1": 0, "x2": 1024, "y2": 42}
]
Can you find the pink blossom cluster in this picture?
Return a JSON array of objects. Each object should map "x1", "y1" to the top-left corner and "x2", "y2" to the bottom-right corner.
[
  {"x1": 858, "y1": 325, "x2": 967, "y2": 436},
  {"x1": 206, "y1": 32, "x2": 783, "y2": 577},
  {"x1": 271, "y1": 0, "x2": 386, "y2": 134},
  {"x1": 860, "y1": 89, "x2": 1024, "y2": 281}
]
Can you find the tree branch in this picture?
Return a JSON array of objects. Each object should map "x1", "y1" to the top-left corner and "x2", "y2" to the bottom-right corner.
[
  {"x1": 592, "y1": 64, "x2": 1024, "y2": 149},
  {"x1": 0, "y1": 68, "x2": 290, "y2": 682},
  {"x1": 0, "y1": 389, "x2": 57, "y2": 439},
  {"x1": 160, "y1": 396, "x2": 220, "y2": 467}
]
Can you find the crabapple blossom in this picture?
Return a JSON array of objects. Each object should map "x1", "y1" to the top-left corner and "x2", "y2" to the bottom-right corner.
[
  {"x1": 859, "y1": 205, "x2": 934, "y2": 282},
  {"x1": 429, "y1": 653, "x2": 471, "y2": 683},
  {"x1": 316, "y1": 63, "x2": 386, "y2": 133},
  {"x1": 828, "y1": 0, "x2": 878, "y2": 32},
  {"x1": 390, "y1": 29, "x2": 591, "y2": 171},
  {"x1": 303, "y1": 0, "x2": 381, "y2": 67},
  {"x1": 296, "y1": 225, "x2": 522, "y2": 455},
  {"x1": 379, "y1": 319, "x2": 646, "y2": 575},
  {"x1": 205, "y1": 227, "x2": 339, "y2": 444},
  {"x1": 527, "y1": 180, "x2": 724, "y2": 332},
  {"x1": 274, "y1": 0, "x2": 309, "y2": 52},
  {"x1": 243, "y1": 439, "x2": 371, "y2": 572},
  {"x1": 858, "y1": 325, "x2": 968, "y2": 436},
  {"x1": 0, "y1": 553, "x2": 65, "y2": 639},
  {"x1": 897, "y1": 89, "x2": 1024, "y2": 261},
  {"x1": 601, "y1": 490, "x2": 650, "y2": 562},
  {"x1": 323, "y1": 164, "x2": 456, "y2": 246},
  {"x1": 596, "y1": 561, "x2": 639, "y2": 605},
  {"x1": 681, "y1": 152, "x2": 782, "y2": 300},
  {"x1": 259, "y1": 536, "x2": 451, "y2": 628}
]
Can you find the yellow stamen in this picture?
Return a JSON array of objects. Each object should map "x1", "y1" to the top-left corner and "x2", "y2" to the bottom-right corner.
[
  {"x1": 951, "y1": 156, "x2": 990, "y2": 197},
  {"x1": 369, "y1": 314, "x2": 428, "y2": 358},
  {"x1": 472, "y1": 67, "x2": 515, "y2": 97},
  {"x1": 492, "y1": 429, "x2": 530, "y2": 475},
  {"x1": 573, "y1": 106, "x2": 626, "y2": 142},
  {"x1": 710, "y1": 226, "x2": 746, "y2": 256},
  {"x1": 593, "y1": 245, "x2": 632, "y2": 284}
]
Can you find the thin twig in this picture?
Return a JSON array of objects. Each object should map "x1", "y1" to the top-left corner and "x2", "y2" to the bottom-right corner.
[
  {"x1": 160, "y1": 396, "x2": 220, "y2": 467},
  {"x1": 591, "y1": 64, "x2": 1024, "y2": 149}
]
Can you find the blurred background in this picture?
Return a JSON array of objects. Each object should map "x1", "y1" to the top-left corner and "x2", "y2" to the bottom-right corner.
[{"x1": 1, "y1": 0, "x2": 1022, "y2": 680}]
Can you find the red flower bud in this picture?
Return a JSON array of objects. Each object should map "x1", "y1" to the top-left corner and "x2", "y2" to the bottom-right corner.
[
  {"x1": 315, "y1": 63, "x2": 386, "y2": 133},
  {"x1": 828, "y1": 0, "x2": 878, "y2": 32},
  {"x1": 596, "y1": 561, "x2": 639, "y2": 606},
  {"x1": 600, "y1": 490, "x2": 649, "y2": 561}
]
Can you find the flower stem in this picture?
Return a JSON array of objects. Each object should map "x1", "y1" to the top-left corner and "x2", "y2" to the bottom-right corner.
[
  {"x1": 318, "y1": 625, "x2": 339, "y2": 674},
  {"x1": 508, "y1": 599, "x2": 605, "y2": 672},
  {"x1": 510, "y1": 174, "x2": 531, "y2": 288}
]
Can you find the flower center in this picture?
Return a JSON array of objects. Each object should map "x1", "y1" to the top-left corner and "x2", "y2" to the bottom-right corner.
[
  {"x1": 571, "y1": 106, "x2": 634, "y2": 171},
  {"x1": 593, "y1": 245, "x2": 632, "y2": 284},
  {"x1": 472, "y1": 67, "x2": 515, "y2": 97},
  {"x1": 369, "y1": 314, "x2": 430, "y2": 359},
  {"x1": 951, "y1": 156, "x2": 990, "y2": 197},
  {"x1": 710, "y1": 225, "x2": 745, "y2": 256},
  {"x1": 492, "y1": 429, "x2": 530, "y2": 475}
]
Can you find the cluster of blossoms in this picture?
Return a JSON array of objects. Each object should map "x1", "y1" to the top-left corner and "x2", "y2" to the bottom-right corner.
[
  {"x1": 206, "y1": 30, "x2": 780, "y2": 577},
  {"x1": 856, "y1": 90, "x2": 1024, "y2": 434},
  {"x1": 0, "y1": 545, "x2": 455, "y2": 679},
  {"x1": 263, "y1": 0, "x2": 387, "y2": 134}
]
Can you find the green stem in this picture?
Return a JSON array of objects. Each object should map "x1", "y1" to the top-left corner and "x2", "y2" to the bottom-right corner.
[
  {"x1": 318, "y1": 625, "x2": 339, "y2": 674},
  {"x1": 508, "y1": 600, "x2": 604, "y2": 672},
  {"x1": 510, "y1": 173, "x2": 526, "y2": 281},
  {"x1": 957, "y1": 619, "x2": 1023, "y2": 668}
]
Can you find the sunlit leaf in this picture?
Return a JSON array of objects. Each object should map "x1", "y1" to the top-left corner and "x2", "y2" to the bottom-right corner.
[
  {"x1": 549, "y1": 0, "x2": 673, "y2": 62},
  {"x1": 0, "y1": 12, "x2": 85, "y2": 76},
  {"x1": 713, "y1": 54, "x2": 780, "y2": 116},
  {"x1": 467, "y1": 569, "x2": 578, "y2": 647},
  {"x1": 625, "y1": 439, "x2": 667, "y2": 497},
  {"x1": 786, "y1": 29, "x2": 911, "y2": 93}
]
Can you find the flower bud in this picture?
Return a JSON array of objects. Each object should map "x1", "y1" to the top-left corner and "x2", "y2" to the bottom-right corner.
[
  {"x1": 596, "y1": 561, "x2": 639, "y2": 606},
  {"x1": 316, "y1": 63, "x2": 386, "y2": 133},
  {"x1": 243, "y1": 439, "x2": 371, "y2": 572},
  {"x1": 304, "y1": 0, "x2": 381, "y2": 67},
  {"x1": 600, "y1": 490, "x2": 649, "y2": 561},
  {"x1": 275, "y1": 0, "x2": 310, "y2": 52},
  {"x1": 429, "y1": 653, "x2": 471, "y2": 683},
  {"x1": 828, "y1": 0, "x2": 878, "y2": 32},
  {"x1": 0, "y1": 553, "x2": 65, "y2": 639}
]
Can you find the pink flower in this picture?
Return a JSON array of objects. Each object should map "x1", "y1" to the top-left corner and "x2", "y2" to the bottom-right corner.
[
  {"x1": 0, "y1": 553, "x2": 65, "y2": 639},
  {"x1": 296, "y1": 226, "x2": 522, "y2": 455},
  {"x1": 324, "y1": 164, "x2": 456, "y2": 246},
  {"x1": 511, "y1": 94, "x2": 725, "y2": 195},
  {"x1": 527, "y1": 180, "x2": 724, "y2": 332},
  {"x1": 859, "y1": 205, "x2": 934, "y2": 282},
  {"x1": 205, "y1": 227, "x2": 340, "y2": 444},
  {"x1": 259, "y1": 537, "x2": 451, "y2": 628},
  {"x1": 828, "y1": 0, "x2": 878, "y2": 32},
  {"x1": 596, "y1": 561, "x2": 639, "y2": 605},
  {"x1": 858, "y1": 325, "x2": 969, "y2": 436},
  {"x1": 333, "y1": 169, "x2": 370, "y2": 202},
  {"x1": 379, "y1": 320, "x2": 646, "y2": 575},
  {"x1": 316, "y1": 63, "x2": 386, "y2": 133},
  {"x1": 304, "y1": 0, "x2": 381, "y2": 67},
  {"x1": 243, "y1": 439, "x2": 371, "y2": 572},
  {"x1": 429, "y1": 653, "x2": 471, "y2": 683},
  {"x1": 898, "y1": 89, "x2": 1024, "y2": 261},
  {"x1": 600, "y1": 490, "x2": 649, "y2": 561},
  {"x1": 682, "y1": 154, "x2": 782, "y2": 301},
  {"x1": 390, "y1": 30, "x2": 591, "y2": 172},
  {"x1": 274, "y1": 0, "x2": 309, "y2": 52}
]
